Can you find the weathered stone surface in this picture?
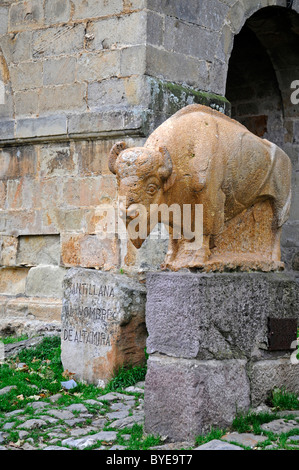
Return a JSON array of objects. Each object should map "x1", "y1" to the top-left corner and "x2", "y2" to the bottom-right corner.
[
  {"x1": 4, "y1": 336, "x2": 44, "y2": 358},
  {"x1": 0, "y1": 1, "x2": 297, "y2": 419},
  {"x1": 16, "y1": 116, "x2": 68, "y2": 139},
  {"x1": 15, "y1": 89, "x2": 39, "y2": 117},
  {"x1": 61, "y1": 268, "x2": 147, "y2": 385},
  {"x1": 77, "y1": 50, "x2": 120, "y2": 83},
  {"x1": 61, "y1": 175, "x2": 116, "y2": 207},
  {"x1": 108, "y1": 411, "x2": 144, "y2": 429},
  {"x1": 0, "y1": 385, "x2": 16, "y2": 396},
  {"x1": 61, "y1": 431, "x2": 117, "y2": 450},
  {"x1": 144, "y1": 355, "x2": 250, "y2": 441},
  {"x1": 85, "y1": 12, "x2": 146, "y2": 51},
  {"x1": 8, "y1": 0, "x2": 44, "y2": 32},
  {"x1": 0, "y1": 6, "x2": 8, "y2": 35},
  {"x1": 293, "y1": 252, "x2": 299, "y2": 271},
  {"x1": 0, "y1": 267, "x2": 29, "y2": 295},
  {"x1": 194, "y1": 439, "x2": 244, "y2": 450},
  {"x1": 1, "y1": 297, "x2": 62, "y2": 337},
  {"x1": 47, "y1": 410, "x2": 75, "y2": 421},
  {"x1": 39, "y1": 83, "x2": 87, "y2": 114},
  {"x1": 260, "y1": 419, "x2": 299, "y2": 434},
  {"x1": 72, "y1": 0, "x2": 123, "y2": 20},
  {"x1": 32, "y1": 23, "x2": 85, "y2": 58},
  {"x1": 43, "y1": 446, "x2": 71, "y2": 451},
  {"x1": 16, "y1": 235, "x2": 60, "y2": 266},
  {"x1": 106, "y1": 409, "x2": 130, "y2": 420},
  {"x1": 0, "y1": 146, "x2": 37, "y2": 180},
  {"x1": 146, "y1": 272, "x2": 299, "y2": 361},
  {"x1": 60, "y1": 233, "x2": 119, "y2": 270},
  {"x1": 17, "y1": 419, "x2": 47, "y2": 430},
  {"x1": 10, "y1": 61, "x2": 43, "y2": 92},
  {"x1": 221, "y1": 432, "x2": 268, "y2": 448},
  {"x1": 39, "y1": 143, "x2": 76, "y2": 177},
  {"x1": 44, "y1": 0, "x2": 71, "y2": 25},
  {"x1": 43, "y1": 57, "x2": 76, "y2": 86},
  {"x1": 250, "y1": 359, "x2": 299, "y2": 407},
  {"x1": 25, "y1": 265, "x2": 67, "y2": 298},
  {"x1": 0, "y1": 235, "x2": 18, "y2": 266},
  {"x1": 88, "y1": 77, "x2": 147, "y2": 110}
]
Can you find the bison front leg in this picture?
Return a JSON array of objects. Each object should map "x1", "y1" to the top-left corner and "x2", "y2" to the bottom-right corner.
[
  {"x1": 161, "y1": 234, "x2": 211, "y2": 271},
  {"x1": 162, "y1": 189, "x2": 226, "y2": 271}
]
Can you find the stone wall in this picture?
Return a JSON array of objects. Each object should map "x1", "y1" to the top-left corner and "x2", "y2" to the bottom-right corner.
[{"x1": 0, "y1": 0, "x2": 298, "y2": 335}]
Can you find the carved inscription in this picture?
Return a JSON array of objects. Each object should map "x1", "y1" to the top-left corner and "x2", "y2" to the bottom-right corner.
[
  {"x1": 63, "y1": 305, "x2": 118, "y2": 321},
  {"x1": 70, "y1": 282, "x2": 114, "y2": 297},
  {"x1": 63, "y1": 282, "x2": 118, "y2": 350},
  {"x1": 63, "y1": 329, "x2": 111, "y2": 346}
]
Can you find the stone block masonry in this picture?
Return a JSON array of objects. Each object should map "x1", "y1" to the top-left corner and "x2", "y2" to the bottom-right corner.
[
  {"x1": 144, "y1": 272, "x2": 299, "y2": 440},
  {"x1": 0, "y1": 0, "x2": 233, "y2": 143},
  {"x1": 0, "y1": 0, "x2": 297, "y2": 335}
]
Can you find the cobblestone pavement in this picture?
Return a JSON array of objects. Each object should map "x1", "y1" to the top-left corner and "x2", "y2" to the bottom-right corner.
[{"x1": 1, "y1": 382, "x2": 299, "y2": 450}]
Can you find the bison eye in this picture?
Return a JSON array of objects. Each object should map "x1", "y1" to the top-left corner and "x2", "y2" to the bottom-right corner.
[{"x1": 146, "y1": 184, "x2": 158, "y2": 196}]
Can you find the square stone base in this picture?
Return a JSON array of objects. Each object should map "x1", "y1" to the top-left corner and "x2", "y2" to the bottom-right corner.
[
  {"x1": 145, "y1": 355, "x2": 250, "y2": 441},
  {"x1": 144, "y1": 272, "x2": 299, "y2": 440}
]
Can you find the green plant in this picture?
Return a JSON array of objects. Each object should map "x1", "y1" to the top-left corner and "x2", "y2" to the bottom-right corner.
[
  {"x1": 0, "y1": 335, "x2": 29, "y2": 345},
  {"x1": 195, "y1": 428, "x2": 226, "y2": 447},
  {"x1": 116, "y1": 424, "x2": 161, "y2": 450},
  {"x1": 0, "y1": 336, "x2": 149, "y2": 414},
  {"x1": 232, "y1": 411, "x2": 279, "y2": 434},
  {"x1": 269, "y1": 388, "x2": 299, "y2": 411},
  {"x1": 106, "y1": 363, "x2": 147, "y2": 392},
  {"x1": 0, "y1": 336, "x2": 65, "y2": 412}
]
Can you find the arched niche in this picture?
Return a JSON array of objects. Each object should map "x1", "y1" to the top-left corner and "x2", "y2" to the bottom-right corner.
[{"x1": 226, "y1": 5, "x2": 299, "y2": 269}]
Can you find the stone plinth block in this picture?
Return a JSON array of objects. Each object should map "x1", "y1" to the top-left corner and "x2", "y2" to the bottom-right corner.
[
  {"x1": 144, "y1": 355, "x2": 250, "y2": 440},
  {"x1": 146, "y1": 272, "x2": 299, "y2": 360},
  {"x1": 144, "y1": 271, "x2": 299, "y2": 440},
  {"x1": 61, "y1": 268, "x2": 147, "y2": 386},
  {"x1": 250, "y1": 359, "x2": 299, "y2": 407}
]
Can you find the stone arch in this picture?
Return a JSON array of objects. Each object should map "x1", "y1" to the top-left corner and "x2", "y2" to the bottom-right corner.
[{"x1": 225, "y1": 4, "x2": 299, "y2": 270}]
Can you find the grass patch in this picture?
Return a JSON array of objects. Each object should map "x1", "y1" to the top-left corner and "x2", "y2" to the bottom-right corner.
[
  {"x1": 232, "y1": 410, "x2": 279, "y2": 434},
  {"x1": 269, "y1": 388, "x2": 299, "y2": 411},
  {"x1": 0, "y1": 335, "x2": 29, "y2": 345},
  {"x1": 106, "y1": 363, "x2": 147, "y2": 392},
  {"x1": 0, "y1": 336, "x2": 65, "y2": 412},
  {"x1": 116, "y1": 424, "x2": 161, "y2": 450},
  {"x1": 195, "y1": 428, "x2": 226, "y2": 447},
  {"x1": 0, "y1": 335, "x2": 147, "y2": 414}
]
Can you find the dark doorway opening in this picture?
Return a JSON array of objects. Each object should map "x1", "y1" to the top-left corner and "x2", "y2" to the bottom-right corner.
[{"x1": 226, "y1": 6, "x2": 299, "y2": 270}]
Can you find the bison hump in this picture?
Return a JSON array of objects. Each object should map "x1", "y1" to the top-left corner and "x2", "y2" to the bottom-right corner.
[{"x1": 171, "y1": 104, "x2": 246, "y2": 131}]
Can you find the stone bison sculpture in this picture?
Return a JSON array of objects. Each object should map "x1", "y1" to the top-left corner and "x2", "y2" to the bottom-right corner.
[{"x1": 108, "y1": 104, "x2": 292, "y2": 272}]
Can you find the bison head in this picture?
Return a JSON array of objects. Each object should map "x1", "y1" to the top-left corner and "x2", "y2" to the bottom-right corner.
[{"x1": 109, "y1": 141, "x2": 176, "y2": 248}]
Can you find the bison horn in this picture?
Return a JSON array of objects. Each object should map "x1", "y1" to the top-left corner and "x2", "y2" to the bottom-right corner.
[
  {"x1": 109, "y1": 141, "x2": 127, "y2": 174},
  {"x1": 158, "y1": 146, "x2": 173, "y2": 180}
]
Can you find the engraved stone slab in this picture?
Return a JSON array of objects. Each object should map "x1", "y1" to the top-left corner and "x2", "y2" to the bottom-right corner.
[{"x1": 61, "y1": 268, "x2": 146, "y2": 386}]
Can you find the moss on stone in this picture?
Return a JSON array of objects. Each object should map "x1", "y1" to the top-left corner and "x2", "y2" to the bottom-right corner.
[
  {"x1": 149, "y1": 77, "x2": 231, "y2": 116},
  {"x1": 141, "y1": 77, "x2": 232, "y2": 135}
]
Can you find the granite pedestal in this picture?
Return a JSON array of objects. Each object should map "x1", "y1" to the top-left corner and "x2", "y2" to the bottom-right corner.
[{"x1": 144, "y1": 272, "x2": 299, "y2": 441}]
